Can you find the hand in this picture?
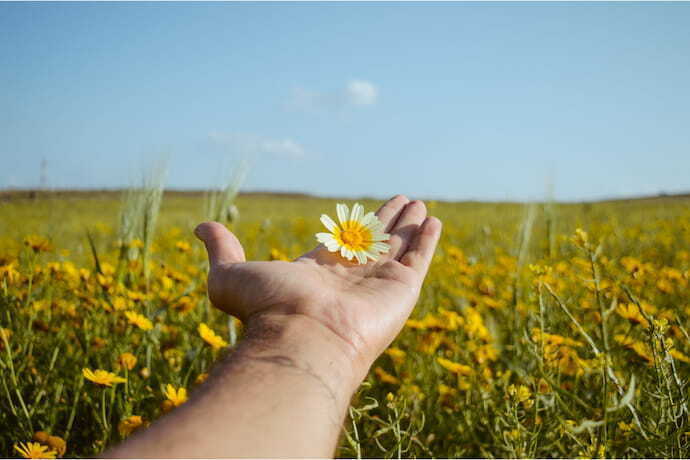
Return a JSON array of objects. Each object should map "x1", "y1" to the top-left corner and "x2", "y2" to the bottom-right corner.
[
  {"x1": 194, "y1": 195, "x2": 442, "y2": 384},
  {"x1": 106, "y1": 195, "x2": 442, "y2": 458}
]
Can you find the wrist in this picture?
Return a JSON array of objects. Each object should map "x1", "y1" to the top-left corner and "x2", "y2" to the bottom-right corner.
[{"x1": 240, "y1": 312, "x2": 365, "y2": 403}]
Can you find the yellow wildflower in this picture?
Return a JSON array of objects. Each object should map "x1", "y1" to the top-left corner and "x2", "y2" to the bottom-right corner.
[
  {"x1": 654, "y1": 318, "x2": 670, "y2": 334},
  {"x1": 438, "y1": 308, "x2": 464, "y2": 330},
  {"x1": 616, "y1": 303, "x2": 650, "y2": 328},
  {"x1": 670, "y1": 349, "x2": 690, "y2": 364},
  {"x1": 172, "y1": 295, "x2": 196, "y2": 314},
  {"x1": 111, "y1": 296, "x2": 130, "y2": 311},
  {"x1": 385, "y1": 347, "x2": 407, "y2": 365},
  {"x1": 621, "y1": 256, "x2": 645, "y2": 277},
  {"x1": 532, "y1": 328, "x2": 583, "y2": 348},
  {"x1": 24, "y1": 235, "x2": 53, "y2": 253},
  {"x1": 82, "y1": 368, "x2": 126, "y2": 387},
  {"x1": 33, "y1": 432, "x2": 51, "y2": 443},
  {"x1": 438, "y1": 383, "x2": 458, "y2": 399},
  {"x1": 198, "y1": 323, "x2": 228, "y2": 350},
  {"x1": 0, "y1": 261, "x2": 20, "y2": 283},
  {"x1": 39, "y1": 433, "x2": 65, "y2": 458},
  {"x1": 160, "y1": 275, "x2": 174, "y2": 291},
  {"x1": 124, "y1": 311, "x2": 153, "y2": 331},
  {"x1": 437, "y1": 357, "x2": 473, "y2": 376},
  {"x1": 618, "y1": 421, "x2": 634, "y2": 432},
  {"x1": 504, "y1": 428, "x2": 521, "y2": 442},
  {"x1": 438, "y1": 382, "x2": 459, "y2": 403},
  {"x1": 162, "y1": 384, "x2": 188, "y2": 412},
  {"x1": 475, "y1": 344, "x2": 499, "y2": 364},
  {"x1": 78, "y1": 268, "x2": 90, "y2": 282},
  {"x1": 175, "y1": 240, "x2": 191, "y2": 253},
  {"x1": 126, "y1": 290, "x2": 147, "y2": 302},
  {"x1": 406, "y1": 313, "x2": 448, "y2": 330},
  {"x1": 418, "y1": 332, "x2": 443, "y2": 354},
  {"x1": 117, "y1": 352, "x2": 138, "y2": 370},
  {"x1": 478, "y1": 277, "x2": 495, "y2": 296},
  {"x1": 14, "y1": 442, "x2": 56, "y2": 459},
  {"x1": 614, "y1": 334, "x2": 654, "y2": 365},
  {"x1": 374, "y1": 366, "x2": 400, "y2": 385},
  {"x1": 657, "y1": 278, "x2": 673, "y2": 294},
  {"x1": 270, "y1": 248, "x2": 290, "y2": 261},
  {"x1": 507, "y1": 384, "x2": 529, "y2": 400},
  {"x1": 91, "y1": 337, "x2": 107, "y2": 349},
  {"x1": 507, "y1": 384, "x2": 534, "y2": 408},
  {"x1": 533, "y1": 329, "x2": 590, "y2": 376},
  {"x1": 662, "y1": 266, "x2": 683, "y2": 281},
  {"x1": 406, "y1": 318, "x2": 427, "y2": 329},
  {"x1": 572, "y1": 228, "x2": 589, "y2": 249},
  {"x1": 0, "y1": 327, "x2": 11, "y2": 345},
  {"x1": 118, "y1": 415, "x2": 145, "y2": 437},
  {"x1": 464, "y1": 307, "x2": 491, "y2": 341},
  {"x1": 32, "y1": 432, "x2": 66, "y2": 458}
]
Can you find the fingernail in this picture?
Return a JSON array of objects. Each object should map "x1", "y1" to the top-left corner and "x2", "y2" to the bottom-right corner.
[{"x1": 193, "y1": 224, "x2": 205, "y2": 240}]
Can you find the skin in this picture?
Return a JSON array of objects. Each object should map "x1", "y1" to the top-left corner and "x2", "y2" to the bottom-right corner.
[{"x1": 106, "y1": 195, "x2": 442, "y2": 458}]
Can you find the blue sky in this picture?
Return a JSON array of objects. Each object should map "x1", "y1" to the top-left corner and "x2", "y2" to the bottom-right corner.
[{"x1": 1, "y1": 2, "x2": 689, "y2": 201}]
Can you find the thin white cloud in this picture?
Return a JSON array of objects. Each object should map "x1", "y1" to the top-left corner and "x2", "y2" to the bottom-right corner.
[
  {"x1": 287, "y1": 79, "x2": 379, "y2": 112},
  {"x1": 209, "y1": 132, "x2": 306, "y2": 158},
  {"x1": 346, "y1": 80, "x2": 378, "y2": 106},
  {"x1": 259, "y1": 138, "x2": 305, "y2": 158}
]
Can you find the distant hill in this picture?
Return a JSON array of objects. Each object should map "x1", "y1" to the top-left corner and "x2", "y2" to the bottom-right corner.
[{"x1": 1, "y1": 188, "x2": 689, "y2": 204}]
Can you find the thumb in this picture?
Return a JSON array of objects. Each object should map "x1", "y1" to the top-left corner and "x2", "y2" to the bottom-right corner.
[{"x1": 194, "y1": 222, "x2": 246, "y2": 267}]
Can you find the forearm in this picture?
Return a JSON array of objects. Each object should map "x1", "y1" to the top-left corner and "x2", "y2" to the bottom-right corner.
[{"x1": 106, "y1": 314, "x2": 361, "y2": 458}]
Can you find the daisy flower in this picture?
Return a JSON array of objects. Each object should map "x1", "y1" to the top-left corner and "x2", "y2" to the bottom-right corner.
[{"x1": 316, "y1": 203, "x2": 390, "y2": 265}]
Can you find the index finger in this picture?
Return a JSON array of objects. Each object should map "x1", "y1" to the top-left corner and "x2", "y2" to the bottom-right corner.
[
  {"x1": 375, "y1": 195, "x2": 410, "y2": 232},
  {"x1": 400, "y1": 216, "x2": 442, "y2": 276}
]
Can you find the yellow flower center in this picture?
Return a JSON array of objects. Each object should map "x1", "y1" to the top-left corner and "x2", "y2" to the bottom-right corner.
[
  {"x1": 337, "y1": 222, "x2": 372, "y2": 251},
  {"x1": 341, "y1": 229, "x2": 363, "y2": 246}
]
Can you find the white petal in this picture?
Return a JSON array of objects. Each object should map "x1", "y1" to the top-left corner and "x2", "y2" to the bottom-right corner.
[
  {"x1": 355, "y1": 250, "x2": 367, "y2": 265},
  {"x1": 371, "y1": 232, "x2": 390, "y2": 242},
  {"x1": 364, "y1": 250, "x2": 379, "y2": 261},
  {"x1": 340, "y1": 245, "x2": 349, "y2": 259},
  {"x1": 316, "y1": 232, "x2": 336, "y2": 244},
  {"x1": 367, "y1": 220, "x2": 385, "y2": 233},
  {"x1": 350, "y1": 203, "x2": 364, "y2": 223},
  {"x1": 325, "y1": 241, "x2": 340, "y2": 252},
  {"x1": 320, "y1": 214, "x2": 338, "y2": 232},
  {"x1": 361, "y1": 211, "x2": 376, "y2": 226},
  {"x1": 372, "y1": 242, "x2": 391, "y2": 253},
  {"x1": 336, "y1": 204, "x2": 349, "y2": 226}
]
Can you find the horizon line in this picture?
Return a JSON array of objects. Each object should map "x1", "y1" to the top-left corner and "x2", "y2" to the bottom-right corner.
[{"x1": 1, "y1": 187, "x2": 689, "y2": 205}]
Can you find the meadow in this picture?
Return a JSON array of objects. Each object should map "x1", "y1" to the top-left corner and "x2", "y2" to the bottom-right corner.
[{"x1": 1, "y1": 189, "x2": 690, "y2": 458}]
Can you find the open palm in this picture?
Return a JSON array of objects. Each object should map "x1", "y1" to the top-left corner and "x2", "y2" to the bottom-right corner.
[{"x1": 194, "y1": 195, "x2": 442, "y2": 374}]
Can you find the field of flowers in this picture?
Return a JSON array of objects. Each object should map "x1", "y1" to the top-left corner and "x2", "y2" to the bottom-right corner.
[{"x1": 1, "y1": 190, "x2": 690, "y2": 458}]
